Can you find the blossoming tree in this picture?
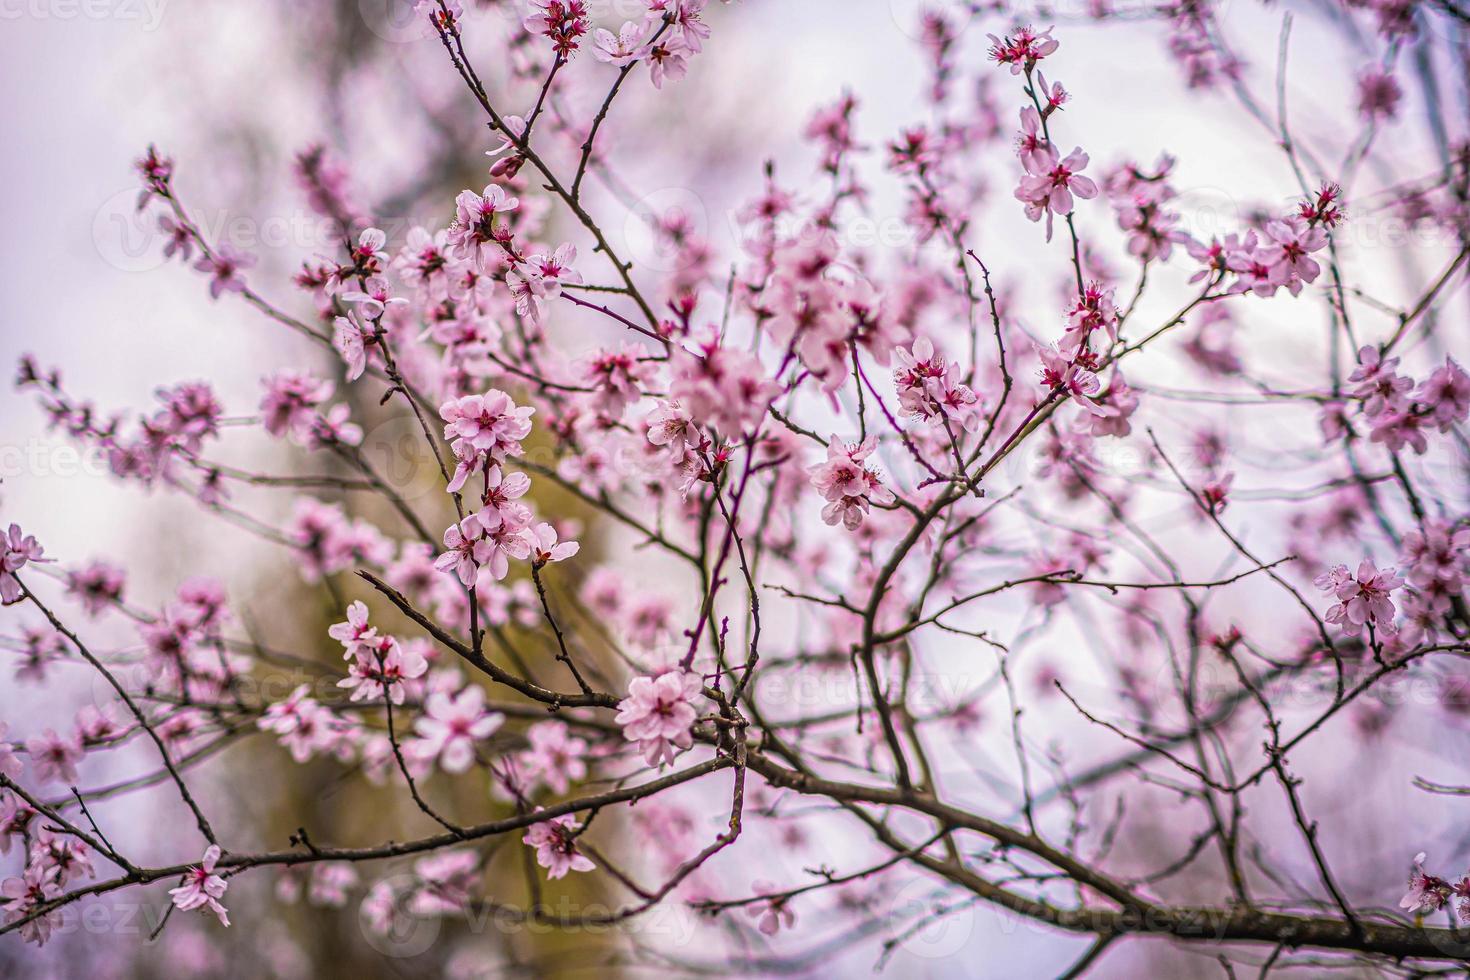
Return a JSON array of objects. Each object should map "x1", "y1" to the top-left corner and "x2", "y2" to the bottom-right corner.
[{"x1": 3, "y1": 0, "x2": 1470, "y2": 974}]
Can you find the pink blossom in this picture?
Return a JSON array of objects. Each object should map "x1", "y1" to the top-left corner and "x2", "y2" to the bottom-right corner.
[
  {"x1": 1259, "y1": 215, "x2": 1329, "y2": 290},
  {"x1": 987, "y1": 25, "x2": 1059, "y2": 73},
  {"x1": 193, "y1": 245, "x2": 255, "y2": 300},
  {"x1": 1357, "y1": 69, "x2": 1402, "y2": 120},
  {"x1": 435, "y1": 511, "x2": 498, "y2": 587},
  {"x1": 615, "y1": 670, "x2": 702, "y2": 767},
  {"x1": 0, "y1": 725, "x2": 19, "y2": 781},
  {"x1": 1037, "y1": 345, "x2": 1108, "y2": 416},
  {"x1": 440, "y1": 390, "x2": 535, "y2": 462},
  {"x1": 523, "y1": 813, "x2": 596, "y2": 879},
  {"x1": 338, "y1": 636, "x2": 428, "y2": 704},
  {"x1": 2, "y1": 864, "x2": 61, "y2": 946},
  {"x1": 809, "y1": 436, "x2": 897, "y2": 531},
  {"x1": 529, "y1": 522, "x2": 580, "y2": 565},
  {"x1": 169, "y1": 845, "x2": 230, "y2": 926},
  {"x1": 1016, "y1": 147, "x2": 1097, "y2": 239},
  {"x1": 593, "y1": 20, "x2": 645, "y2": 66},
  {"x1": 1400, "y1": 852, "x2": 1451, "y2": 914},
  {"x1": 410, "y1": 686, "x2": 503, "y2": 773},
  {"x1": 1316, "y1": 559, "x2": 1405, "y2": 637},
  {"x1": 260, "y1": 371, "x2": 334, "y2": 443},
  {"x1": 520, "y1": 721, "x2": 588, "y2": 794},
  {"x1": 644, "y1": 35, "x2": 691, "y2": 89},
  {"x1": 745, "y1": 880, "x2": 797, "y2": 935},
  {"x1": 1348, "y1": 346, "x2": 1413, "y2": 417},
  {"x1": 523, "y1": 0, "x2": 589, "y2": 56},
  {"x1": 408, "y1": 850, "x2": 480, "y2": 915},
  {"x1": 1, "y1": 524, "x2": 50, "y2": 605},
  {"x1": 25, "y1": 728, "x2": 82, "y2": 784},
  {"x1": 446, "y1": 184, "x2": 519, "y2": 269},
  {"x1": 307, "y1": 863, "x2": 357, "y2": 908},
  {"x1": 1016, "y1": 106, "x2": 1055, "y2": 174},
  {"x1": 65, "y1": 559, "x2": 125, "y2": 616},
  {"x1": 1417, "y1": 357, "x2": 1470, "y2": 431}
]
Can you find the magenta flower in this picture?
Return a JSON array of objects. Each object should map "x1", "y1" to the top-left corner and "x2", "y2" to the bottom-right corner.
[
  {"x1": 520, "y1": 721, "x2": 588, "y2": 795},
  {"x1": 440, "y1": 390, "x2": 535, "y2": 462},
  {"x1": 1356, "y1": 69, "x2": 1402, "y2": 120},
  {"x1": 446, "y1": 184, "x2": 519, "y2": 269},
  {"x1": 593, "y1": 20, "x2": 645, "y2": 66},
  {"x1": 615, "y1": 670, "x2": 702, "y2": 768},
  {"x1": 529, "y1": 522, "x2": 580, "y2": 566},
  {"x1": 1316, "y1": 559, "x2": 1405, "y2": 637},
  {"x1": 1400, "y1": 852, "x2": 1451, "y2": 915},
  {"x1": 25, "y1": 729, "x2": 82, "y2": 785},
  {"x1": 2, "y1": 864, "x2": 61, "y2": 946},
  {"x1": 987, "y1": 25, "x2": 1060, "y2": 74},
  {"x1": 1417, "y1": 357, "x2": 1470, "y2": 431},
  {"x1": 1, "y1": 524, "x2": 50, "y2": 605},
  {"x1": 809, "y1": 436, "x2": 897, "y2": 531},
  {"x1": 746, "y1": 880, "x2": 797, "y2": 936},
  {"x1": 524, "y1": 814, "x2": 596, "y2": 880},
  {"x1": 168, "y1": 845, "x2": 230, "y2": 926},
  {"x1": 1260, "y1": 215, "x2": 1328, "y2": 289},
  {"x1": 0, "y1": 724, "x2": 20, "y2": 781},
  {"x1": 410, "y1": 686, "x2": 503, "y2": 774},
  {"x1": 193, "y1": 245, "x2": 254, "y2": 300}
]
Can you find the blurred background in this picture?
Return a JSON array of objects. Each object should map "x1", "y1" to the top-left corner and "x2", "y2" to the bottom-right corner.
[{"x1": 1, "y1": 0, "x2": 1465, "y2": 976}]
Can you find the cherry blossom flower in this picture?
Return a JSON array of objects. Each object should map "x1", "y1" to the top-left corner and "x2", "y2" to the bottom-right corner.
[
  {"x1": 260, "y1": 372, "x2": 334, "y2": 443},
  {"x1": 809, "y1": 437, "x2": 897, "y2": 531},
  {"x1": 329, "y1": 600, "x2": 378, "y2": 658},
  {"x1": 520, "y1": 721, "x2": 588, "y2": 794},
  {"x1": 2, "y1": 864, "x2": 60, "y2": 946},
  {"x1": 1037, "y1": 345, "x2": 1108, "y2": 416},
  {"x1": 332, "y1": 314, "x2": 372, "y2": 382},
  {"x1": 25, "y1": 728, "x2": 82, "y2": 784},
  {"x1": 435, "y1": 511, "x2": 497, "y2": 587},
  {"x1": 1016, "y1": 106, "x2": 1055, "y2": 174},
  {"x1": 644, "y1": 35, "x2": 691, "y2": 89},
  {"x1": 523, "y1": 814, "x2": 596, "y2": 879},
  {"x1": 615, "y1": 670, "x2": 702, "y2": 767},
  {"x1": 339, "y1": 636, "x2": 428, "y2": 704},
  {"x1": 63, "y1": 560, "x2": 124, "y2": 616},
  {"x1": 593, "y1": 20, "x2": 645, "y2": 66},
  {"x1": 1348, "y1": 346, "x2": 1413, "y2": 417},
  {"x1": 169, "y1": 845, "x2": 230, "y2": 926},
  {"x1": 1417, "y1": 357, "x2": 1470, "y2": 431},
  {"x1": 1357, "y1": 69, "x2": 1403, "y2": 120},
  {"x1": 408, "y1": 850, "x2": 480, "y2": 916},
  {"x1": 440, "y1": 390, "x2": 535, "y2": 462},
  {"x1": 746, "y1": 880, "x2": 797, "y2": 935},
  {"x1": 31, "y1": 825, "x2": 95, "y2": 886},
  {"x1": 523, "y1": 0, "x2": 589, "y2": 56},
  {"x1": 1, "y1": 524, "x2": 49, "y2": 605},
  {"x1": 1016, "y1": 147, "x2": 1098, "y2": 235},
  {"x1": 987, "y1": 25, "x2": 1059, "y2": 73},
  {"x1": 1401, "y1": 852, "x2": 1452, "y2": 915},
  {"x1": 193, "y1": 245, "x2": 255, "y2": 300},
  {"x1": 307, "y1": 863, "x2": 357, "y2": 908},
  {"x1": 446, "y1": 184, "x2": 519, "y2": 269},
  {"x1": 410, "y1": 686, "x2": 503, "y2": 773},
  {"x1": 1316, "y1": 559, "x2": 1405, "y2": 637},
  {"x1": 1259, "y1": 215, "x2": 1328, "y2": 290},
  {"x1": 892, "y1": 337, "x2": 980, "y2": 428},
  {"x1": 528, "y1": 522, "x2": 580, "y2": 566}
]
